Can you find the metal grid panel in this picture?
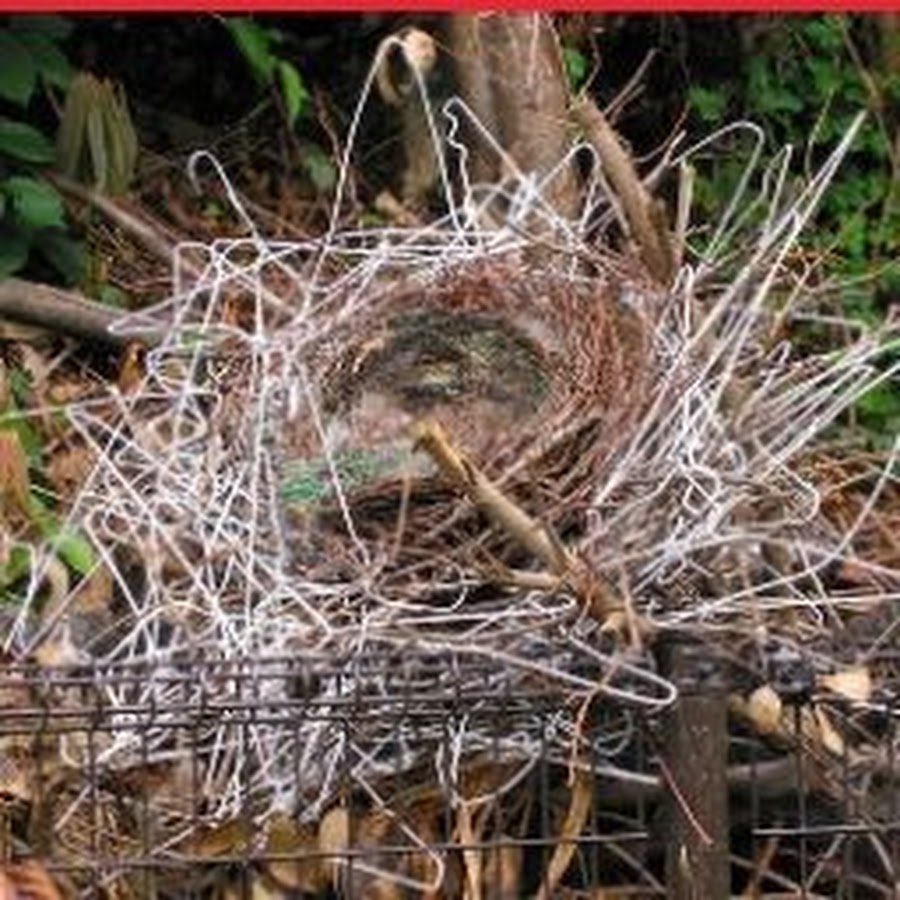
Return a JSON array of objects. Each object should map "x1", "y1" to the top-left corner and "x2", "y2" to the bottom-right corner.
[{"x1": 2, "y1": 652, "x2": 900, "y2": 898}]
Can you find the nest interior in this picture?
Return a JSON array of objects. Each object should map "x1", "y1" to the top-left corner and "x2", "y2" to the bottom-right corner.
[{"x1": 277, "y1": 257, "x2": 655, "y2": 583}]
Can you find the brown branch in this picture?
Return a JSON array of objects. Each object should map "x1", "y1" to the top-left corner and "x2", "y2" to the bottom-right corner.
[
  {"x1": 0, "y1": 277, "x2": 158, "y2": 347},
  {"x1": 572, "y1": 96, "x2": 675, "y2": 286},
  {"x1": 412, "y1": 419, "x2": 573, "y2": 575},
  {"x1": 412, "y1": 419, "x2": 623, "y2": 623}
]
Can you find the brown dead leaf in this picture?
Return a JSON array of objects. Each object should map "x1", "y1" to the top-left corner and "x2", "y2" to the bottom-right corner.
[
  {"x1": 46, "y1": 376, "x2": 89, "y2": 407},
  {"x1": 69, "y1": 565, "x2": 113, "y2": 615},
  {"x1": 481, "y1": 840, "x2": 522, "y2": 900},
  {"x1": 117, "y1": 341, "x2": 147, "y2": 394},
  {"x1": 178, "y1": 818, "x2": 253, "y2": 858},
  {"x1": 46, "y1": 442, "x2": 95, "y2": 501},
  {"x1": 317, "y1": 806, "x2": 349, "y2": 889},
  {"x1": 746, "y1": 685, "x2": 783, "y2": 736},
  {"x1": 0, "y1": 860, "x2": 63, "y2": 900},
  {"x1": 0, "y1": 431, "x2": 31, "y2": 518},
  {"x1": 819, "y1": 666, "x2": 872, "y2": 703},
  {"x1": 811, "y1": 707, "x2": 846, "y2": 758},
  {"x1": 263, "y1": 812, "x2": 326, "y2": 893}
]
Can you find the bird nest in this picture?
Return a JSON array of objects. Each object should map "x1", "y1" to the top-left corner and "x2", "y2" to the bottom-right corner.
[{"x1": 4, "y1": 97, "x2": 900, "y2": 896}]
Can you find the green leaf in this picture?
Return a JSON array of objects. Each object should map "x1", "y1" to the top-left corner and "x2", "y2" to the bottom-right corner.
[
  {"x1": 52, "y1": 529, "x2": 95, "y2": 575},
  {"x1": 688, "y1": 84, "x2": 728, "y2": 123},
  {"x1": 8, "y1": 15, "x2": 73, "y2": 40},
  {"x1": 7, "y1": 367, "x2": 32, "y2": 407},
  {"x1": 0, "y1": 118, "x2": 55, "y2": 163},
  {"x1": 562, "y1": 46, "x2": 588, "y2": 90},
  {"x1": 0, "y1": 228, "x2": 30, "y2": 277},
  {"x1": 0, "y1": 544, "x2": 32, "y2": 590},
  {"x1": 28, "y1": 495, "x2": 96, "y2": 575},
  {"x1": 856, "y1": 383, "x2": 900, "y2": 420},
  {"x1": 0, "y1": 32, "x2": 37, "y2": 105},
  {"x1": 223, "y1": 16, "x2": 276, "y2": 86},
  {"x1": 98, "y1": 283, "x2": 127, "y2": 307},
  {"x1": 277, "y1": 59, "x2": 307, "y2": 127},
  {"x1": 17, "y1": 31, "x2": 74, "y2": 90},
  {"x1": 35, "y1": 229, "x2": 85, "y2": 284},
  {"x1": 2, "y1": 176, "x2": 64, "y2": 228}
]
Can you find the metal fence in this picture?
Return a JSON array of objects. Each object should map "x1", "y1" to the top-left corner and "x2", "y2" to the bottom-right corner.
[{"x1": 1, "y1": 648, "x2": 897, "y2": 899}]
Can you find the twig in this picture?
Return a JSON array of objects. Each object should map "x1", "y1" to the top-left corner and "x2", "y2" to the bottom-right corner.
[
  {"x1": 412, "y1": 419, "x2": 625, "y2": 625},
  {"x1": 535, "y1": 768, "x2": 593, "y2": 900},
  {"x1": 655, "y1": 752, "x2": 714, "y2": 848},
  {"x1": 572, "y1": 96, "x2": 675, "y2": 285},
  {"x1": 0, "y1": 277, "x2": 157, "y2": 347},
  {"x1": 412, "y1": 419, "x2": 574, "y2": 575}
]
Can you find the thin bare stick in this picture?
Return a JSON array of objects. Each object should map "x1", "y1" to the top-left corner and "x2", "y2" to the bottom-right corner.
[
  {"x1": 535, "y1": 768, "x2": 593, "y2": 900},
  {"x1": 572, "y1": 96, "x2": 675, "y2": 285},
  {"x1": 0, "y1": 277, "x2": 157, "y2": 347},
  {"x1": 47, "y1": 171, "x2": 201, "y2": 280},
  {"x1": 412, "y1": 419, "x2": 574, "y2": 575}
]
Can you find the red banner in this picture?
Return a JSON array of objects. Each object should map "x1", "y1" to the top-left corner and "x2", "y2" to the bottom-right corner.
[{"x1": 1, "y1": 1, "x2": 897, "y2": 11}]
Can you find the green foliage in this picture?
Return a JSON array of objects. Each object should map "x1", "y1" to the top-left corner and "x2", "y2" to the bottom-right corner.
[
  {"x1": 281, "y1": 448, "x2": 407, "y2": 509},
  {"x1": 0, "y1": 369, "x2": 95, "y2": 599},
  {"x1": 687, "y1": 84, "x2": 729, "y2": 124},
  {"x1": 0, "y1": 118, "x2": 55, "y2": 163},
  {"x1": 683, "y1": 15, "x2": 899, "y2": 443},
  {"x1": 855, "y1": 381, "x2": 900, "y2": 445},
  {"x1": 222, "y1": 16, "x2": 309, "y2": 128},
  {"x1": 0, "y1": 14, "x2": 84, "y2": 283},
  {"x1": 3, "y1": 175, "x2": 65, "y2": 228},
  {"x1": 563, "y1": 45, "x2": 589, "y2": 91},
  {"x1": 221, "y1": 16, "x2": 335, "y2": 195},
  {"x1": 687, "y1": 16, "x2": 897, "y2": 280}
]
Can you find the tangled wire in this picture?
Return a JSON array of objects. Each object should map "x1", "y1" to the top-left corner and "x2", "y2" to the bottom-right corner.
[{"x1": 7, "y1": 66, "x2": 900, "y2": 871}]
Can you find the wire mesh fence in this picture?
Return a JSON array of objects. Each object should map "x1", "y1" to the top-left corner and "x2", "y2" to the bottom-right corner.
[{"x1": 2, "y1": 646, "x2": 899, "y2": 899}]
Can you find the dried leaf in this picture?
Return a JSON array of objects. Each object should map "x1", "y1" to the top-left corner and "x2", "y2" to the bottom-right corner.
[
  {"x1": 812, "y1": 707, "x2": 846, "y2": 757},
  {"x1": 0, "y1": 429, "x2": 31, "y2": 517},
  {"x1": 179, "y1": 819, "x2": 252, "y2": 858},
  {"x1": 535, "y1": 769, "x2": 593, "y2": 900},
  {"x1": 0, "y1": 860, "x2": 63, "y2": 900},
  {"x1": 746, "y1": 684, "x2": 782, "y2": 736},
  {"x1": 820, "y1": 666, "x2": 872, "y2": 703},
  {"x1": 481, "y1": 840, "x2": 522, "y2": 900},
  {"x1": 317, "y1": 806, "x2": 349, "y2": 889},
  {"x1": 264, "y1": 812, "x2": 325, "y2": 893},
  {"x1": 0, "y1": 739, "x2": 31, "y2": 802},
  {"x1": 118, "y1": 341, "x2": 147, "y2": 393}
]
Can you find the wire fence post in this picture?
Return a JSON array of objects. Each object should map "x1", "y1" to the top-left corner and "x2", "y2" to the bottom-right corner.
[{"x1": 659, "y1": 635, "x2": 730, "y2": 900}]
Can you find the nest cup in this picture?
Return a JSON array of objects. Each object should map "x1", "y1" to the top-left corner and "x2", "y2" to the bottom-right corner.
[{"x1": 277, "y1": 254, "x2": 657, "y2": 587}]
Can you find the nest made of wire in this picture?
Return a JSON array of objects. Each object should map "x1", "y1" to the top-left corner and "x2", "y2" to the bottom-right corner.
[{"x1": 5, "y1": 84, "x2": 900, "y2": 896}]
